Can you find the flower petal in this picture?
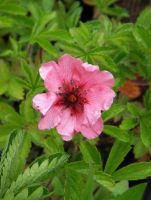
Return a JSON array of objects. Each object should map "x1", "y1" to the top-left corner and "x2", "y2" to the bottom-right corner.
[
  {"x1": 32, "y1": 92, "x2": 56, "y2": 115},
  {"x1": 98, "y1": 87, "x2": 116, "y2": 111},
  {"x1": 44, "y1": 70, "x2": 62, "y2": 92},
  {"x1": 86, "y1": 86, "x2": 115, "y2": 112},
  {"x1": 57, "y1": 109, "x2": 75, "y2": 140},
  {"x1": 40, "y1": 61, "x2": 58, "y2": 80},
  {"x1": 80, "y1": 65, "x2": 114, "y2": 89},
  {"x1": 82, "y1": 62, "x2": 99, "y2": 71},
  {"x1": 80, "y1": 118, "x2": 103, "y2": 139},
  {"x1": 58, "y1": 54, "x2": 82, "y2": 81},
  {"x1": 98, "y1": 70, "x2": 114, "y2": 87},
  {"x1": 38, "y1": 106, "x2": 61, "y2": 130}
]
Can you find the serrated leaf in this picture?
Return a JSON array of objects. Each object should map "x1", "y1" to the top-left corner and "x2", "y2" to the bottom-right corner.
[
  {"x1": 14, "y1": 188, "x2": 28, "y2": 200},
  {"x1": 7, "y1": 153, "x2": 69, "y2": 195},
  {"x1": 104, "y1": 140, "x2": 131, "y2": 174},
  {"x1": 113, "y1": 162, "x2": 151, "y2": 181},
  {"x1": 0, "y1": 130, "x2": 30, "y2": 197},
  {"x1": 133, "y1": 25, "x2": 151, "y2": 48},
  {"x1": 137, "y1": 6, "x2": 151, "y2": 28},
  {"x1": 27, "y1": 186, "x2": 43, "y2": 200}
]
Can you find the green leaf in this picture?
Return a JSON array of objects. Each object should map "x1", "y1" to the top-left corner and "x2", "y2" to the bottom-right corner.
[
  {"x1": 21, "y1": 95, "x2": 36, "y2": 123},
  {"x1": 8, "y1": 78, "x2": 24, "y2": 100},
  {"x1": 133, "y1": 137, "x2": 148, "y2": 159},
  {"x1": 3, "y1": 191, "x2": 14, "y2": 200},
  {"x1": 94, "y1": 54, "x2": 118, "y2": 73},
  {"x1": 7, "y1": 153, "x2": 69, "y2": 195},
  {"x1": 102, "y1": 104, "x2": 125, "y2": 122},
  {"x1": 66, "y1": 161, "x2": 90, "y2": 174},
  {"x1": 0, "y1": 125, "x2": 17, "y2": 145},
  {"x1": 0, "y1": 16, "x2": 15, "y2": 28},
  {"x1": 21, "y1": 61, "x2": 34, "y2": 87},
  {"x1": 94, "y1": 171, "x2": 115, "y2": 191},
  {"x1": 104, "y1": 125, "x2": 130, "y2": 142},
  {"x1": 113, "y1": 162, "x2": 151, "y2": 181},
  {"x1": 133, "y1": 25, "x2": 151, "y2": 49},
  {"x1": 140, "y1": 118, "x2": 151, "y2": 147},
  {"x1": 0, "y1": 103, "x2": 23, "y2": 127},
  {"x1": 137, "y1": 6, "x2": 151, "y2": 28},
  {"x1": 80, "y1": 141, "x2": 102, "y2": 168},
  {"x1": 64, "y1": 169, "x2": 82, "y2": 200},
  {"x1": 0, "y1": 60, "x2": 10, "y2": 95},
  {"x1": 104, "y1": 140, "x2": 131, "y2": 174},
  {"x1": 31, "y1": 12, "x2": 56, "y2": 40},
  {"x1": 81, "y1": 169, "x2": 94, "y2": 200},
  {"x1": 0, "y1": 3, "x2": 26, "y2": 15},
  {"x1": 111, "y1": 183, "x2": 146, "y2": 200},
  {"x1": 42, "y1": 0, "x2": 54, "y2": 12},
  {"x1": 27, "y1": 187, "x2": 43, "y2": 200},
  {"x1": 36, "y1": 37, "x2": 58, "y2": 57},
  {"x1": 0, "y1": 130, "x2": 30, "y2": 197},
  {"x1": 120, "y1": 118, "x2": 138, "y2": 130},
  {"x1": 127, "y1": 103, "x2": 140, "y2": 116},
  {"x1": 39, "y1": 29, "x2": 72, "y2": 42},
  {"x1": 14, "y1": 188, "x2": 28, "y2": 200},
  {"x1": 43, "y1": 129, "x2": 64, "y2": 155}
]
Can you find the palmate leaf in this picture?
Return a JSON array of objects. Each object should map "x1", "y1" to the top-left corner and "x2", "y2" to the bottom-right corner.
[
  {"x1": 0, "y1": 130, "x2": 31, "y2": 198},
  {"x1": 5, "y1": 153, "x2": 69, "y2": 196}
]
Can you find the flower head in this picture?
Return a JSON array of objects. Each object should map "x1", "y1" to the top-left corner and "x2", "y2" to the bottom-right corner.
[{"x1": 32, "y1": 54, "x2": 115, "y2": 141}]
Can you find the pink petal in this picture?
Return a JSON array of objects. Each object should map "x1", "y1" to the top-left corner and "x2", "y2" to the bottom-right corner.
[
  {"x1": 40, "y1": 61, "x2": 58, "y2": 80},
  {"x1": 44, "y1": 70, "x2": 61, "y2": 92},
  {"x1": 99, "y1": 70, "x2": 114, "y2": 87},
  {"x1": 57, "y1": 109, "x2": 75, "y2": 141},
  {"x1": 86, "y1": 86, "x2": 115, "y2": 112},
  {"x1": 98, "y1": 87, "x2": 116, "y2": 111},
  {"x1": 58, "y1": 54, "x2": 83, "y2": 81},
  {"x1": 82, "y1": 62, "x2": 99, "y2": 72},
  {"x1": 32, "y1": 92, "x2": 56, "y2": 115},
  {"x1": 84, "y1": 104, "x2": 101, "y2": 125},
  {"x1": 38, "y1": 106, "x2": 61, "y2": 130},
  {"x1": 80, "y1": 66, "x2": 114, "y2": 89},
  {"x1": 80, "y1": 118, "x2": 103, "y2": 139}
]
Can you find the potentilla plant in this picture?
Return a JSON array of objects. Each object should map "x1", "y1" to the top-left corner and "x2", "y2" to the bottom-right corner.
[
  {"x1": 32, "y1": 54, "x2": 115, "y2": 140},
  {"x1": 1, "y1": 0, "x2": 151, "y2": 199}
]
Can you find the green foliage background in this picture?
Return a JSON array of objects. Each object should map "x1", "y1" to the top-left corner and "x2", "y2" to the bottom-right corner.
[{"x1": 0, "y1": 0, "x2": 151, "y2": 199}]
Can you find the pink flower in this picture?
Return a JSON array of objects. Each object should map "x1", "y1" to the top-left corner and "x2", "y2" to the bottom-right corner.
[{"x1": 32, "y1": 54, "x2": 115, "y2": 141}]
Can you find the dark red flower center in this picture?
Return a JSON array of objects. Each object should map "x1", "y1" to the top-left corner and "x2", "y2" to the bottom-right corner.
[
  {"x1": 56, "y1": 80, "x2": 88, "y2": 113},
  {"x1": 67, "y1": 94, "x2": 77, "y2": 103}
]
